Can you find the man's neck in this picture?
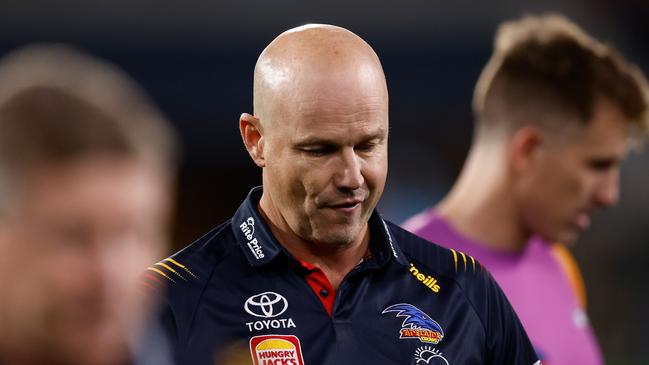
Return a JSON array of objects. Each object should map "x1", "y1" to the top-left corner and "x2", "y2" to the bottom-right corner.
[
  {"x1": 437, "y1": 143, "x2": 530, "y2": 252},
  {"x1": 258, "y1": 195, "x2": 369, "y2": 290}
]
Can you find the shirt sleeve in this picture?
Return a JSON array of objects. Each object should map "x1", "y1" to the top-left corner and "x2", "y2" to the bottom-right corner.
[{"x1": 479, "y1": 269, "x2": 541, "y2": 365}]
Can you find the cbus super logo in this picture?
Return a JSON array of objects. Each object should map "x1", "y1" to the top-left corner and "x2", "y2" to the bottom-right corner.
[
  {"x1": 249, "y1": 335, "x2": 305, "y2": 365},
  {"x1": 240, "y1": 217, "x2": 264, "y2": 259},
  {"x1": 414, "y1": 346, "x2": 450, "y2": 365}
]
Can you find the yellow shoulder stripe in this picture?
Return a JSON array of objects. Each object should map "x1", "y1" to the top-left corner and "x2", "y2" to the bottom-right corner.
[
  {"x1": 165, "y1": 258, "x2": 198, "y2": 279},
  {"x1": 155, "y1": 262, "x2": 186, "y2": 281},
  {"x1": 450, "y1": 248, "x2": 477, "y2": 273},
  {"x1": 145, "y1": 257, "x2": 199, "y2": 284},
  {"x1": 460, "y1": 252, "x2": 467, "y2": 271},
  {"x1": 551, "y1": 243, "x2": 587, "y2": 309},
  {"x1": 147, "y1": 267, "x2": 176, "y2": 283},
  {"x1": 450, "y1": 249, "x2": 458, "y2": 272}
]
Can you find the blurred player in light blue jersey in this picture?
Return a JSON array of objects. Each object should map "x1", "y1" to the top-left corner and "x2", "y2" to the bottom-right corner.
[
  {"x1": 404, "y1": 14, "x2": 649, "y2": 365},
  {"x1": 0, "y1": 45, "x2": 178, "y2": 365}
]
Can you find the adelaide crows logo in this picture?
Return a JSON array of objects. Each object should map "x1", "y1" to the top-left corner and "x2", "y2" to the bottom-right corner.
[{"x1": 382, "y1": 303, "x2": 444, "y2": 344}]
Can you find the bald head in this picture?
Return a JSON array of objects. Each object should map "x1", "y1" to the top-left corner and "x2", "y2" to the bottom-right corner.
[
  {"x1": 240, "y1": 24, "x2": 390, "y2": 249},
  {"x1": 253, "y1": 24, "x2": 388, "y2": 126}
]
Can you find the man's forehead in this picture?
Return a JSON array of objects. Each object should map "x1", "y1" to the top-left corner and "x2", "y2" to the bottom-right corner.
[
  {"x1": 290, "y1": 85, "x2": 385, "y2": 117},
  {"x1": 296, "y1": 92, "x2": 386, "y2": 113},
  {"x1": 570, "y1": 101, "x2": 630, "y2": 149},
  {"x1": 272, "y1": 60, "x2": 387, "y2": 100},
  {"x1": 263, "y1": 71, "x2": 388, "y2": 134},
  {"x1": 544, "y1": 122, "x2": 629, "y2": 164},
  {"x1": 298, "y1": 120, "x2": 387, "y2": 137},
  {"x1": 290, "y1": 115, "x2": 388, "y2": 145}
]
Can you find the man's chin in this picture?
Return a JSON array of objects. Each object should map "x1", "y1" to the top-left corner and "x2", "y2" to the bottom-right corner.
[
  {"x1": 57, "y1": 322, "x2": 130, "y2": 365},
  {"x1": 559, "y1": 235, "x2": 579, "y2": 246},
  {"x1": 543, "y1": 229, "x2": 579, "y2": 246},
  {"x1": 72, "y1": 337, "x2": 129, "y2": 365},
  {"x1": 311, "y1": 224, "x2": 366, "y2": 247}
]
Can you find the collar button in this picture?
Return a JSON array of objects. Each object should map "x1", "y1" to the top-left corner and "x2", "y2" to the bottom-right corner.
[{"x1": 319, "y1": 289, "x2": 329, "y2": 298}]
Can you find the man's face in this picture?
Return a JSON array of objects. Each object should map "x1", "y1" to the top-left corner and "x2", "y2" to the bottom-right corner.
[
  {"x1": 262, "y1": 74, "x2": 389, "y2": 247},
  {"x1": 0, "y1": 156, "x2": 171, "y2": 365},
  {"x1": 517, "y1": 98, "x2": 629, "y2": 244}
]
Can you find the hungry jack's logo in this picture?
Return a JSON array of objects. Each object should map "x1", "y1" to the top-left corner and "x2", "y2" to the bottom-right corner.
[
  {"x1": 249, "y1": 335, "x2": 305, "y2": 365},
  {"x1": 382, "y1": 303, "x2": 444, "y2": 344}
]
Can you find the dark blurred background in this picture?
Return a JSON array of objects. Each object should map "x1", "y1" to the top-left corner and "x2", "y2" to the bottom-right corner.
[{"x1": 1, "y1": 1, "x2": 647, "y2": 363}]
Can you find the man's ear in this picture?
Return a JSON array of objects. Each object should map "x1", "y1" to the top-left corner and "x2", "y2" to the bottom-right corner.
[
  {"x1": 510, "y1": 125, "x2": 543, "y2": 174},
  {"x1": 240, "y1": 113, "x2": 266, "y2": 167}
]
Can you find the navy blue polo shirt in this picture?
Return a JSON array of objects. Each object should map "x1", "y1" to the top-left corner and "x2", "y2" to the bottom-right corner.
[{"x1": 149, "y1": 187, "x2": 539, "y2": 365}]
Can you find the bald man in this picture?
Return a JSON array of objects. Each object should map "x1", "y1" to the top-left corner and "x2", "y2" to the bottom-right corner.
[{"x1": 152, "y1": 24, "x2": 539, "y2": 365}]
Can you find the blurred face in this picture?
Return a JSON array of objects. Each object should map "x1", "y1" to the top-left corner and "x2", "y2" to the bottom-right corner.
[
  {"x1": 0, "y1": 156, "x2": 171, "y2": 365},
  {"x1": 516, "y1": 98, "x2": 629, "y2": 244},
  {"x1": 261, "y1": 73, "x2": 389, "y2": 247}
]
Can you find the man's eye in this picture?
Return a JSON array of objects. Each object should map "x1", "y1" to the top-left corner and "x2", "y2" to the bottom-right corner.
[
  {"x1": 46, "y1": 224, "x2": 91, "y2": 248},
  {"x1": 588, "y1": 159, "x2": 616, "y2": 171},
  {"x1": 301, "y1": 146, "x2": 333, "y2": 156},
  {"x1": 356, "y1": 142, "x2": 377, "y2": 152}
]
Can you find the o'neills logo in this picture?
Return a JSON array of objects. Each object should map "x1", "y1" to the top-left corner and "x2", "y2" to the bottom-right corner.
[
  {"x1": 249, "y1": 335, "x2": 305, "y2": 365},
  {"x1": 240, "y1": 217, "x2": 264, "y2": 259},
  {"x1": 409, "y1": 263, "x2": 440, "y2": 293}
]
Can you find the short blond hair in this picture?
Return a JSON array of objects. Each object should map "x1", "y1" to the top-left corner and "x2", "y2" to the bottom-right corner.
[{"x1": 473, "y1": 14, "x2": 649, "y2": 139}]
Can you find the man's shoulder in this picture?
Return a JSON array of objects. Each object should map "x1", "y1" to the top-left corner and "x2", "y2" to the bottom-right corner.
[
  {"x1": 386, "y1": 220, "x2": 485, "y2": 286},
  {"x1": 387, "y1": 219, "x2": 522, "y2": 342},
  {"x1": 388, "y1": 220, "x2": 539, "y2": 363},
  {"x1": 145, "y1": 220, "x2": 239, "y2": 296},
  {"x1": 144, "y1": 220, "x2": 243, "y2": 349}
]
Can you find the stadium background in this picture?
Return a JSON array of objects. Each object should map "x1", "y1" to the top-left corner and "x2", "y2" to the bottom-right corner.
[{"x1": 1, "y1": 1, "x2": 647, "y2": 364}]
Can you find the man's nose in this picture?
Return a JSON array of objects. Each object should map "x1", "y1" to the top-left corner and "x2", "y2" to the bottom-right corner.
[
  {"x1": 595, "y1": 171, "x2": 620, "y2": 208},
  {"x1": 334, "y1": 148, "x2": 364, "y2": 190}
]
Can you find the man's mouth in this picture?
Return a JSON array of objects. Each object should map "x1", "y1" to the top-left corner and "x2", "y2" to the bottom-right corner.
[{"x1": 326, "y1": 199, "x2": 363, "y2": 213}]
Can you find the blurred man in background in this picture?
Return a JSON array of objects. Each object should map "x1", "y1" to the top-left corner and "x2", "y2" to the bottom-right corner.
[
  {"x1": 404, "y1": 14, "x2": 649, "y2": 365},
  {"x1": 0, "y1": 45, "x2": 178, "y2": 365}
]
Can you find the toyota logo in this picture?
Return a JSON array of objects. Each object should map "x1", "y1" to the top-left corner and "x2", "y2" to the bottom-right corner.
[{"x1": 244, "y1": 292, "x2": 289, "y2": 318}]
